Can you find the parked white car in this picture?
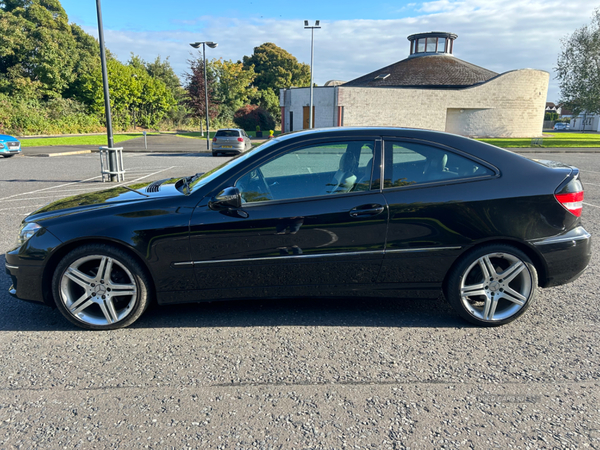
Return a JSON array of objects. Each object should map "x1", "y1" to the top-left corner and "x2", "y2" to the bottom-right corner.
[{"x1": 212, "y1": 128, "x2": 252, "y2": 156}]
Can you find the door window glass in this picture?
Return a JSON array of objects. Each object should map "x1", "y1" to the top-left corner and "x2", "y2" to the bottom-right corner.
[
  {"x1": 236, "y1": 141, "x2": 375, "y2": 203},
  {"x1": 384, "y1": 142, "x2": 494, "y2": 188}
]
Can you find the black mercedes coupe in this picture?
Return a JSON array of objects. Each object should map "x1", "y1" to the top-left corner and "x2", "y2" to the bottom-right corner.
[{"x1": 5, "y1": 128, "x2": 591, "y2": 329}]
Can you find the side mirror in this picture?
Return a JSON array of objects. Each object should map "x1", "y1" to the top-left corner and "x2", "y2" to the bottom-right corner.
[{"x1": 209, "y1": 186, "x2": 242, "y2": 211}]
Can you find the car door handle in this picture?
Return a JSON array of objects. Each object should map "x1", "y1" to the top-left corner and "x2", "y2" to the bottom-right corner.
[{"x1": 349, "y1": 204, "x2": 385, "y2": 218}]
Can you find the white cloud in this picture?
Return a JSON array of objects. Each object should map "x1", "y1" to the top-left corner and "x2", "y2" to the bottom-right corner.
[{"x1": 85, "y1": 0, "x2": 597, "y2": 103}]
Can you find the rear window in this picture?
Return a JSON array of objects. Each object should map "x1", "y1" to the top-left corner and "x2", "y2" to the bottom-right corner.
[{"x1": 216, "y1": 130, "x2": 241, "y2": 137}]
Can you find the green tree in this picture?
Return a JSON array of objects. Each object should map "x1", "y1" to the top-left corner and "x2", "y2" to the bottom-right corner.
[
  {"x1": 243, "y1": 43, "x2": 310, "y2": 94},
  {"x1": 80, "y1": 58, "x2": 176, "y2": 129},
  {"x1": 0, "y1": 0, "x2": 98, "y2": 98},
  {"x1": 243, "y1": 43, "x2": 310, "y2": 121},
  {"x1": 210, "y1": 58, "x2": 256, "y2": 124},
  {"x1": 556, "y1": 8, "x2": 600, "y2": 116}
]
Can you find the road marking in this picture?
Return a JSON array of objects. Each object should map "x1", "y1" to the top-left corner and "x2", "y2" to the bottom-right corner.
[
  {"x1": 0, "y1": 205, "x2": 45, "y2": 212},
  {"x1": 0, "y1": 167, "x2": 178, "y2": 205},
  {"x1": 0, "y1": 174, "x2": 104, "y2": 202},
  {"x1": 583, "y1": 202, "x2": 600, "y2": 208}
]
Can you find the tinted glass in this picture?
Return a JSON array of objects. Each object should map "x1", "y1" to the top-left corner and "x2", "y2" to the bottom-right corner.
[
  {"x1": 216, "y1": 130, "x2": 240, "y2": 137},
  {"x1": 417, "y1": 39, "x2": 425, "y2": 53},
  {"x1": 384, "y1": 142, "x2": 494, "y2": 188},
  {"x1": 236, "y1": 141, "x2": 375, "y2": 203}
]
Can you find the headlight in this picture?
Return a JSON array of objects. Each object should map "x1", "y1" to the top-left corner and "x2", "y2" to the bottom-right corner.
[{"x1": 17, "y1": 223, "x2": 42, "y2": 246}]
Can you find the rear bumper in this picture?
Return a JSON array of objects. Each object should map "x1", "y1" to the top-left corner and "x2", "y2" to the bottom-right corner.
[{"x1": 530, "y1": 226, "x2": 592, "y2": 287}]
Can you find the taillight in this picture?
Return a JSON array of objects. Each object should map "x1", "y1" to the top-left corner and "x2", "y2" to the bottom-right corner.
[
  {"x1": 237, "y1": 137, "x2": 244, "y2": 142},
  {"x1": 555, "y1": 191, "x2": 583, "y2": 217},
  {"x1": 212, "y1": 137, "x2": 217, "y2": 142}
]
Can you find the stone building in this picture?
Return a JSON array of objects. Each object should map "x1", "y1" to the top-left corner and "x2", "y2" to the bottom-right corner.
[{"x1": 280, "y1": 31, "x2": 549, "y2": 138}]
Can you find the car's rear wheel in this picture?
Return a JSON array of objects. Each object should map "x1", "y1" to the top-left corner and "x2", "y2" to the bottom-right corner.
[
  {"x1": 445, "y1": 244, "x2": 537, "y2": 326},
  {"x1": 52, "y1": 244, "x2": 151, "y2": 330}
]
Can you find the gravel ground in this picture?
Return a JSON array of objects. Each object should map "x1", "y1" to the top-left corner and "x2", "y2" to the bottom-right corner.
[{"x1": 0, "y1": 151, "x2": 599, "y2": 449}]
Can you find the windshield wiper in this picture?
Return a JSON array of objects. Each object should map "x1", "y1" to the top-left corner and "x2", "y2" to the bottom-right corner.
[{"x1": 122, "y1": 186, "x2": 149, "y2": 197}]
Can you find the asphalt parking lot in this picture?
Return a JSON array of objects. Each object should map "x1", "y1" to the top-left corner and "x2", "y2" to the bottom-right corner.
[{"x1": 0, "y1": 150, "x2": 599, "y2": 448}]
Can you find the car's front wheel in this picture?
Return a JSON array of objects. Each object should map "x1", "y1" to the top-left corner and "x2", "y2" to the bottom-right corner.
[
  {"x1": 52, "y1": 244, "x2": 151, "y2": 330},
  {"x1": 445, "y1": 244, "x2": 537, "y2": 326}
]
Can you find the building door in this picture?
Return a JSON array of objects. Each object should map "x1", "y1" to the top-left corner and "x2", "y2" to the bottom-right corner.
[{"x1": 303, "y1": 106, "x2": 315, "y2": 129}]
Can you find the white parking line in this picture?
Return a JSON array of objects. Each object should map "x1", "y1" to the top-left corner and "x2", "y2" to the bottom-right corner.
[
  {"x1": 0, "y1": 166, "x2": 177, "y2": 205},
  {"x1": 583, "y1": 202, "x2": 600, "y2": 209},
  {"x1": 0, "y1": 204, "x2": 46, "y2": 212}
]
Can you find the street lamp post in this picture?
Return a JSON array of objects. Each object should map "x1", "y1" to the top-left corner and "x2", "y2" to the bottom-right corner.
[
  {"x1": 304, "y1": 20, "x2": 320, "y2": 130},
  {"x1": 190, "y1": 41, "x2": 218, "y2": 151},
  {"x1": 96, "y1": 0, "x2": 117, "y2": 180}
]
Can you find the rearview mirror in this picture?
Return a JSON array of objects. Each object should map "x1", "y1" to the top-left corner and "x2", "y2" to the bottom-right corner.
[{"x1": 209, "y1": 187, "x2": 242, "y2": 211}]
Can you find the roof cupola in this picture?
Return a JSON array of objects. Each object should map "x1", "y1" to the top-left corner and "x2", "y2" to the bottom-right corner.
[{"x1": 408, "y1": 31, "x2": 458, "y2": 57}]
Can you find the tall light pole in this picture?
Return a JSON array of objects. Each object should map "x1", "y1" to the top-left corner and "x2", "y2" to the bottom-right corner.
[
  {"x1": 304, "y1": 20, "x2": 320, "y2": 129},
  {"x1": 190, "y1": 41, "x2": 218, "y2": 150},
  {"x1": 96, "y1": 0, "x2": 117, "y2": 180}
]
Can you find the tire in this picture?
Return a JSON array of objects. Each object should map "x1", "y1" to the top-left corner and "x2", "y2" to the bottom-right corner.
[
  {"x1": 52, "y1": 244, "x2": 152, "y2": 330},
  {"x1": 212, "y1": 152, "x2": 219, "y2": 157},
  {"x1": 445, "y1": 244, "x2": 538, "y2": 326}
]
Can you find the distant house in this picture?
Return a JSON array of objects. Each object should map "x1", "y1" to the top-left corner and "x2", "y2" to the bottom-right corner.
[
  {"x1": 570, "y1": 113, "x2": 600, "y2": 131},
  {"x1": 280, "y1": 31, "x2": 549, "y2": 138}
]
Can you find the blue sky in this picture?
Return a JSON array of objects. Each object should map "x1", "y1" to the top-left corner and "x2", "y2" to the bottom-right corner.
[{"x1": 59, "y1": 0, "x2": 598, "y2": 102}]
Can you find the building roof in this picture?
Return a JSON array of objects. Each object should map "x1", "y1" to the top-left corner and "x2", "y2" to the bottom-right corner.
[{"x1": 342, "y1": 54, "x2": 498, "y2": 89}]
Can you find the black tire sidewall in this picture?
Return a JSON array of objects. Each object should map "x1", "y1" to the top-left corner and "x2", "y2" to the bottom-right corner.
[
  {"x1": 445, "y1": 244, "x2": 538, "y2": 327},
  {"x1": 51, "y1": 244, "x2": 151, "y2": 330}
]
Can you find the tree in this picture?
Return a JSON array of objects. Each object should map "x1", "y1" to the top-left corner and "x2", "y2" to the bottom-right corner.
[
  {"x1": 79, "y1": 58, "x2": 176, "y2": 129},
  {"x1": 211, "y1": 59, "x2": 256, "y2": 114},
  {"x1": 243, "y1": 43, "x2": 310, "y2": 121},
  {"x1": 556, "y1": 8, "x2": 600, "y2": 117},
  {"x1": 184, "y1": 55, "x2": 218, "y2": 121},
  {"x1": 234, "y1": 104, "x2": 275, "y2": 132},
  {"x1": 0, "y1": 0, "x2": 99, "y2": 98},
  {"x1": 243, "y1": 43, "x2": 310, "y2": 95}
]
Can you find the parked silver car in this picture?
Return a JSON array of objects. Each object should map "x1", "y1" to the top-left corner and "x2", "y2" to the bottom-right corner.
[{"x1": 212, "y1": 128, "x2": 252, "y2": 156}]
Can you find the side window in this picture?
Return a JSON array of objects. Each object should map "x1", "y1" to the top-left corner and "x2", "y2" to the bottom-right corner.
[
  {"x1": 384, "y1": 142, "x2": 494, "y2": 188},
  {"x1": 236, "y1": 141, "x2": 375, "y2": 203}
]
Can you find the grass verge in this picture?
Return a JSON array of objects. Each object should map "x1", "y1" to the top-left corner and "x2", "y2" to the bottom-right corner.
[
  {"x1": 20, "y1": 133, "x2": 157, "y2": 148},
  {"x1": 478, "y1": 132, "x2": 600, "y2": 148}
]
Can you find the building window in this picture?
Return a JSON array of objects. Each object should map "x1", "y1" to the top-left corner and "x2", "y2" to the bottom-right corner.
[
  {"x1": 426, "y1": 38, "x2": 437, "y2": 52},
  {"x1": 417, "y1": 39, "x2": 426, "y2": 53},
  {"x1": 437, "y1": 37, "x2": 446, "y2": 52}
]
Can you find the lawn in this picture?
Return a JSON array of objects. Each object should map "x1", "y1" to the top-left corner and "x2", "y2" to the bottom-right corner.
[
  {"x1": 175, "y1": 130, "x2": 282, "y2": 140},
  {"x1": 478, "y1": 132, "x2": 600, "y2": 148},
  {"x1": 19, "y1": 133, "x2": 157, "y2": 147}
]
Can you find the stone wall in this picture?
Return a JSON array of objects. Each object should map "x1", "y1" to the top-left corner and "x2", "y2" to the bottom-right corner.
[{"x1": 336, "y1": 69, "x2": 549, "y2": 138}]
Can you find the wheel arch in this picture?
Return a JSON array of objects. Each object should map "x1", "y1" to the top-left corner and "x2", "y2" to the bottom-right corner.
[
  {"x1": 42, "y1": 237, "x2": 157, "y2": 307},
  {"x1": 442, "y1": 238, "x2": 549, "y2": 297}
]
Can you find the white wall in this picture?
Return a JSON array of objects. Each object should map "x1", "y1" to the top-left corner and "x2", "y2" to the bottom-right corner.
[
  {"x1": 337, "y1": 69, "x2": 549, "y2": 138},
  {"x1": 280, "y1": 87, "x2": 337, "y2": 132}
]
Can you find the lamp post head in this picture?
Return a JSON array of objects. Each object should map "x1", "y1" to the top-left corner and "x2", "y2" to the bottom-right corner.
[
  {"x1": 304, "y1": 20, "x2": 321, "y2": 29},
  {"x1": 190, "y1": 41, "x2": 218, "y2": 49}
]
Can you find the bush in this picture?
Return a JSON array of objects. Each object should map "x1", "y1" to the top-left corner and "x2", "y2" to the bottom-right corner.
[{"x1": 233, "y1": 105, "x2": 275, "y2": 132}]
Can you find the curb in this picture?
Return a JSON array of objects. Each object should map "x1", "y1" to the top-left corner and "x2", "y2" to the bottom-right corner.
[{"x1": 29, "y1": 150, "x2": 93, "y2": 157}]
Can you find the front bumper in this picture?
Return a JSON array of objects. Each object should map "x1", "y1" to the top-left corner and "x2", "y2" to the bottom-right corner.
[
  {"x1": 531, "y1": 226, "x2": 592, "y2": 287},
  {"x1": 5, "y1": 228, "x2": 63, "y2": 305}
]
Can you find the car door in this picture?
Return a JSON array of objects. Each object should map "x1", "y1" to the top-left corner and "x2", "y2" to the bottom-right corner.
[
  {"x1": 378, "y1": 139, "x2": 497, "y2": 290},
  {"x1": 188, "y1": 138, "x2": 388, "y2": 298}
]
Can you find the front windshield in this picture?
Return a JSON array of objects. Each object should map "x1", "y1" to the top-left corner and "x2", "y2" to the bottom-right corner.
[{"x1": 189, "y1": 138, "x2": 281, "y2": 192}]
